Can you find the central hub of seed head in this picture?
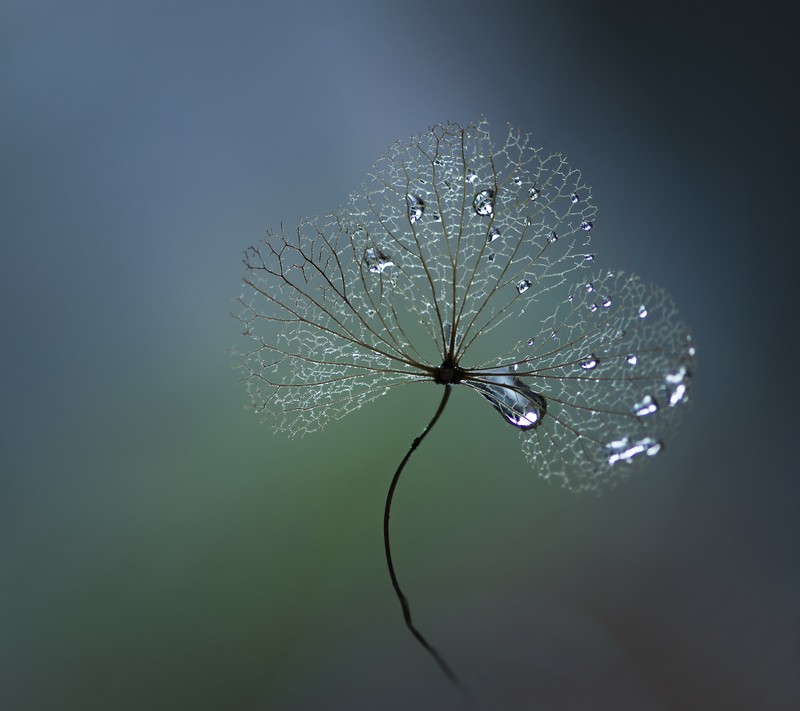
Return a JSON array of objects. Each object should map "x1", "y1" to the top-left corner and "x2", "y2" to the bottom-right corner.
[{"x1": 434, "y1": 356, "x2": 464, "y2": 385}]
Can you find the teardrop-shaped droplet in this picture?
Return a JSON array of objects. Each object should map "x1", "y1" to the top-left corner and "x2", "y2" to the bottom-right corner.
[
  {"x1": 468, "y1": 370, "x2": 547, "y2": 431},
  {"x1": 580, "y1": 354, "x2": 599, "y2": 370},
  {"x1": 638, "y1": 304, "x2": 648, "y2": 319},
  {"x1": 406, "y1": 193, "x2": 425, "y2": 224},
  {"x1": 527, "y1": 337, "x2": 535, "y2": 347},
  {"x1": 487, "y1": 227, "x2": 501, "y2": 242},
  {"x1": 473, "y1": 189, "x2": 495, "y2": 216},
  {"x1": 517, "y1": 279, "x2": 532, "y2": 294},
  {"x1": 633, "y1": 394, "x2": 659, "y2": 417}
]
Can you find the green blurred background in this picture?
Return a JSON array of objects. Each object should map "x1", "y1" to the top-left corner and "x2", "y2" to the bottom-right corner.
[{"x1": 2, "y1": 2, "x2": 797, "y2": 709}]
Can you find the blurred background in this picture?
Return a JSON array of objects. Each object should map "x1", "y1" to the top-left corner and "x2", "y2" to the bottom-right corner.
[{"x1": 1, "y1": 1, "x2": 797, "y2": 709}]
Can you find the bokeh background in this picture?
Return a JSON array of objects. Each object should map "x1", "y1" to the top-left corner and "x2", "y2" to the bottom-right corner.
[{"x1": 2, "y1": 2, "x2": 797, "y2": 709}]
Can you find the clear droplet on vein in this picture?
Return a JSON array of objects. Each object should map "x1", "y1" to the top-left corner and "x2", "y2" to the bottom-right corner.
[
  {"x1": 364, "y1": 247, "x2": 394, "y2": 274},
  {"x1": 487, "y1": 227, "x2": 501, "y2": 242},
  {"x1": 579, "y1": 354, "x2": 599, "y2": 370},
  {"x1": 406, "y1": 193, "x2": 425, "y2": 223},
  {"x1": 473, "y1": 189, "x2": 495, "y2": 216},
  {"x1": 633, "y1": 394, "x2": 659, "y2": 416},
  {"x1": 606, "y1": 436, "x2": 662, "y2": 466},
  {"x1": 517, "y1": 279, "x2": 532, "y2": 294}
]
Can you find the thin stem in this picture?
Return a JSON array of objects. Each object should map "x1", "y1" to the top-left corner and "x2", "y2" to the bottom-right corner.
[{"x1": 383, "y1": 384, "x2": 473, "y2": 704}]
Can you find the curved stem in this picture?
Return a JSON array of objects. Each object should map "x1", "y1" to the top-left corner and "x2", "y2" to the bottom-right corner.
[{"x1": 383, "y1": 384, "x2": 473, "y2": 703}]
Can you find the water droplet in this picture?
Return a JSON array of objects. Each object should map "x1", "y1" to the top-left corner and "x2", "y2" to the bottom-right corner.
[
  {"x1": 602, "y1": 297, "x2": 612, "y2": 308},
  {"x1": 585, "y1": 282, "x2": 594, "y2": 293},
  {"x1": 584, "y1": 254, "x2": 596, "y2": 262},
  {"x1": 579, "y1": 354, "x2": 599, "y2": 370},
  {"x1": 517, "y1": 279, "x2": 532, "y2": 294},
  {"x1": 633, "y1": 394, "x2": 659, "y2": 416},
  {"x1": 513, "y1": 176, "x2": 522, "y2": 186},
  {"x1": 548, "y1": 231, "x2": 558, "y2": 243},
  {"x1": 364, "y1": 247, "x2": 394, "y2": 274},
  {"x1": 527, "y1": 338, "x2": 535, "y2": 347},
  {"x1": 529, "y1": 186, "x2": 540, "y2": 200},
  {"x1": 581, "y1": 221, "x2": 593, "y2": 232},
  {"x1": 638, "y1": 304, "x2": 648, "y2": 319},
  {"x1": 487, "y1": 227, "x2": 501, "y2": 242},
  {"x1": 406, "y1": 193, "x2": 425, "y2": 224},
  {"x1": 432, "y1": 212, "x2": 442, "y2": 222},
  {"x1": 473, "y1": 189, "x2": 495, "y2": 216},
  {"x1": 626, "y1": 354, "x2": 638, "y2": 366},
  {"x1": 590, "y1": 303, "x2": 599, "y2": 312},
  {"x1": 665, "y1": 364, "x2": 688, "y2": 385},
  {"x1": 468, "y1": 370, "x2": 547, "y2": 431},
  {"x1": 487, "y1": 252, "x2": 495, "y2": 262},
  {"x1": 524, "y1": 215, "x2": 532, "y2": 227},
  {"x1": 606, "y1": 436, "x2": 662, "y2": 466},
  {"x1": 668, "y1": 382, "x2": 688, "y2": 406},
  {"x1": 571, "y1": 192, "x2": 580, "y2": 204},
  {"x1": 433, "y1": 157, "x2": 445, "y2": 166},
  {"x1": 466, "y1": 168, "x2": 478, "y2": 184}
]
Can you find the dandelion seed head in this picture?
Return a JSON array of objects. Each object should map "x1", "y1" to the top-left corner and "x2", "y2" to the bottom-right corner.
[{"x1": 235, "y1": 118, "x2": 694, "y2": 492}]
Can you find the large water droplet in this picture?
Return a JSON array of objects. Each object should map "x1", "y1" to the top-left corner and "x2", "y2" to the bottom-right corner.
[
  {"x1": 517, "y1": 279, "x2": 532, "y2": 294},
  {"x1": 473, "y1": 189, "x2": 495, "y2": 216},
  {"x1": 364, "y1": 247, "x2": 394, "y2": 274},
  {"x1": 406, "y1": 193, "x2": 425, "y2": 224},
  {"x1": 606, "y1": 436, "x2": 662, "y2": 466},
  {"x1": 580, "y1": 354, "x2": 599, "y2": 370},
  {"x1": 488, "y1": 227, "x2": 501, "y2": 242},
  {"x1": 468, "y1": 370, "x2": 547, "y2": 431},
  {"x1": 633, "y1": 394, "x2": 659, "y2": 416}
]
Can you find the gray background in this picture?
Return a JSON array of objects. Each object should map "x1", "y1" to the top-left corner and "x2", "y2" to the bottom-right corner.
[{"x1": 2, "y1": 1, "x2": 797, "y2": 710}]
